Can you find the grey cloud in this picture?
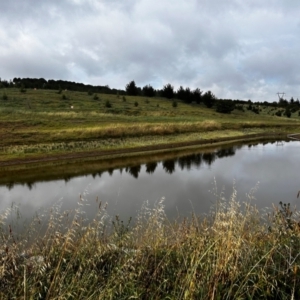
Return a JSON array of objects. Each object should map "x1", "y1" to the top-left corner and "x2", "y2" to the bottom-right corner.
[
  {"x1": 1, "y1": 0, "x2": 300, "y2": 101},
  {"x1": 243, "y1": 47, "x2": 300, "y2": 83}
]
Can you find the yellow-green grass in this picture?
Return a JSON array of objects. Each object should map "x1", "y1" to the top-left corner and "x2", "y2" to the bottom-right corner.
[
  {"x1": 0, "y1": 129, "x2": 285, "y2": 161},
  {"x1": 1, "y1": 190, "x2": 300, "y2": 299},
  {"x1": 1, "y1": 88, "x2": 300, "y2": 163}
]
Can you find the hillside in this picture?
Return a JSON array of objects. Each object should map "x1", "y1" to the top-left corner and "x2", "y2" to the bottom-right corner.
[{"x1": 1, "y1": 87, "x2": 300, "y2": 166}]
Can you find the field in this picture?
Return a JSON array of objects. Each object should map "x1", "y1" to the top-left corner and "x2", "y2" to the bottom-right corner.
[{"x1": 1, "y1": 88, "x2": 300, "y2": 166}]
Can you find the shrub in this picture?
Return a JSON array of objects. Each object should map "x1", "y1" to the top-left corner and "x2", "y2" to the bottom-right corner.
[
  {"x1": 105, "y1": 100, "x2": 112, "y2": 108},
  {"x1": 172, "y1": 100, "x2": 177, "y2": 108},
  {"x1": 93, "y1": 94, "x2": 99, "y2": 100},
  {"x1": 134, "y1": 101, "x2": 139, "y2": 107},
  {"x1": 2, "y1": 93, "x2": 8, "y2": 100},
  {"x1": 291, "y1": 107, "x2": 298, "y2": 113},
  {"x1": 62, "y1": 94, "x2": 67, "y2": 100},
  {"x1": 216, "y1": 100, "x2": 235, "y2": 114},
  {"x1": 122, "y1": 96, "x2": 126, "y2": 102},
  {"x1": 285, "y1": 108, "x2": 291, "y2": 118},
  {"x1": 235, "y1": 105, "x2": 244, "y2": 112}
]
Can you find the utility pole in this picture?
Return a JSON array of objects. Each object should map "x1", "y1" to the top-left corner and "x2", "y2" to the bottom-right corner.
[{"x1": 277, "y1": 92, "x2": 285, "y2": 101}]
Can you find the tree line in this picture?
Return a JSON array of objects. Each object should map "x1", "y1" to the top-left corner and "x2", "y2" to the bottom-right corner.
[
  {"x1": 126, "y1": 80, "x2": 300, "y2": 115},
  {"x1": 126, "y1": 80, "x2": 236, "y2": 113},
  {"x1": 0, "y1": 77, "x2": 123, "y2": 95},
  {"x1": 1, "y1": 77, "x2": 299, "y2": 115}
]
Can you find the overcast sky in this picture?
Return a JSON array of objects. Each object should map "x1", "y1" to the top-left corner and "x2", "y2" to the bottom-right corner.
[{"x1": 1, "y1": 0, "x2": 300, "y2": 102}]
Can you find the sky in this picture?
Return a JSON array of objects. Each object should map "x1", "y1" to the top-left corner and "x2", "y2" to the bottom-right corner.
[{"x1": 1, "y1": 0, "x2": 300, "y2": 102}]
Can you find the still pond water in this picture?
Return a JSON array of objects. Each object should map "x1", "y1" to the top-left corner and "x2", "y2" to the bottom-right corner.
[{"x1": 1, "y1": 139, "x2": 300, "y2": 222}]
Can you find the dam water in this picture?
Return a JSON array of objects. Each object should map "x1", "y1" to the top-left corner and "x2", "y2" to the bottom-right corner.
[{"x1": 0, "y1": 139, "x2": 299, "y2": 223}]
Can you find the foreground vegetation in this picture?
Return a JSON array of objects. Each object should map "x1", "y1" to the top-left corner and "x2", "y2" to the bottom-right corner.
[
  {"x1": 1, "y1": 189, "x2": 300, "y2": 299},
  {"x1": 1, "y1": 87, "x2": 300, "y2": 166}
]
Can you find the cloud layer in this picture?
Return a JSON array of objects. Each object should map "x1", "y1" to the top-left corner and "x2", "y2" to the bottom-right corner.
[{"x1": 1, "y1": 0, "x2": 300, "y2": 101}]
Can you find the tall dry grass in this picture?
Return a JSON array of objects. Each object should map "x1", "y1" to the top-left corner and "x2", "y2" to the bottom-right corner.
[
  {"x1": 1, "y1": 188, "x2": 300, "y2": 299},
  {"x1": 51, "y1": 120, "x2": 222, "y2": 139}
]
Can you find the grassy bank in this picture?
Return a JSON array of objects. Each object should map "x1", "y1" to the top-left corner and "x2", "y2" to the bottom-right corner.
[
  {"x1": 1, "y1": 191, "x2": 300, "y2": 299},
  {"x1": 1, "y1": 88, "x2": 300, "y2": 165},
  {"x1": 0, "y1": 137, "x2": 283, "y2": 186}
]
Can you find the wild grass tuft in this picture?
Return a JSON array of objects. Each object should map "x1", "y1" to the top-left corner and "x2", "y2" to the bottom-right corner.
[{"x1": 1, "y1": 189, "x2": 300, "y2": 299}]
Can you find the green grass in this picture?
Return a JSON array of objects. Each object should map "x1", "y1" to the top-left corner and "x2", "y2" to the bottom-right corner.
[
  {"x1": 1, "y1": 189, "x2": 300, "y2": 299},
  {"x1": 1, "y1": 88, "x2": 300, "y2": 163}
]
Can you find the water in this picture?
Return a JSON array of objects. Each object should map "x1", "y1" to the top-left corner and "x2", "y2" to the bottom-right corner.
[{"x1": 0, "y1": 139, "x2": 299, "y2": 222}]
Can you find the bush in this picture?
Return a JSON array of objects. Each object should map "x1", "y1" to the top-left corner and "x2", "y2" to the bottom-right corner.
[
  {"x1": 105, "y1": 100, "x2": 112, "y2": 108},
  {"x1": 88, "y1": 90, "x2": 93, "y2": 96},
  {"x1": 291, "y1": 107, "x2": 298, "y2": 113},
  {"x1": 235, "y1": 105, "x2": 244, "y2": 112},
  {"x1": 93, "y1": 94, "x2": 99, "y2": 100},
  {"x1": 62, "y1": 94, "x2": 67, "y2": 100},
  {"x1": 122, "y1": 96, "x2": 126, "y2": 102},
  {"x1": 172, "y1": 100, "x2": 177, "y2": 108},
  {"x1": 285, "y1": 108, "x2": 291, "y2": 118},
  {"x1": 134, "y1": 101, "x2": 139, "y2": 107},
  {"x1": 216, "y1": 100, "x2": 235, "y2": 114},
  {"x1": 2, "y1": 93, "x2": 8, "y2": 100}
]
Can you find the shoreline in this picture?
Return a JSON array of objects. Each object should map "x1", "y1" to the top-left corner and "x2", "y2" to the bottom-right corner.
[{"x1": 0, "y1": 132, "x2": 286, "y2": 168}]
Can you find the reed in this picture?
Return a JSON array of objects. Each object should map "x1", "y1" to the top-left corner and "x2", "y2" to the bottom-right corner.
[{"x1": 1, "y1": 188, "x2": 300, "y2": 299}]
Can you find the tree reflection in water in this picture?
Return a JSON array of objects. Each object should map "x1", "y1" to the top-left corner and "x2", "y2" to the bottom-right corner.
[
  {"x1": 128, "y1": 165, "x2": 141, "y2": 179},
  {"x1": 145, "y1": 162, "x2": 157, "y2": 174},
  {"x1": 2, "y1": 144, "x2": 254, "y2": 185},
  {"x1": 215, "y1": 148, "x2": 235, "y2": 158},
  {"x1": 6, "y1": 182, "x2": 14, "y2": 190},
  {"x1": 202, "y1": 152, "x2": 216, "y2": 166},
  {"x1": 162, "y1": 159, "x2": 176, "y2": 174}
]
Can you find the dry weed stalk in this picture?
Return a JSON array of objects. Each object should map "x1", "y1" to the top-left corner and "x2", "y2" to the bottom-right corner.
[{"x1": 0, "y1": 185, "x2": 300, "y2": 299}]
